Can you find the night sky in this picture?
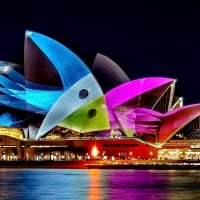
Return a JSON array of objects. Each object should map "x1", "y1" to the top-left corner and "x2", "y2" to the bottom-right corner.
[{"x1": 0, "y1": 1, "x2": 199, "y2": 105}]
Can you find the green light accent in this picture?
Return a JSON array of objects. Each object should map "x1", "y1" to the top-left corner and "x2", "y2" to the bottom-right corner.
[
  {"x1": 124, "y1": 130, "x2": 134, "y2": 137},
  {"x1": 59, "y1": 96, "x2": 110, "y2": 132}
]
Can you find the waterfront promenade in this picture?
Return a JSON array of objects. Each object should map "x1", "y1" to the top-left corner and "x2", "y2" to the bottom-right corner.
[{"x1": 0, "y1": 159, "x2": 200, "y2": 170}]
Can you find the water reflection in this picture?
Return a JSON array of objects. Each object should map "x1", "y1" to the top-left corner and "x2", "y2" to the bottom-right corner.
[
  {"x1": 109, "y1": 170, "x2": 172, "y2": 200},
  {"x1": 88, "y1": 170, "x2": 168, "y2": 200},
  {"x1": 88, "y1": 170, "x2": 101, "y2": 200},
  {"x1": 87, "y1": 169, "x2": 200, "y2": 200},
  {"x1": 0, "y1": 169, "x2": 200, "y2": 200}
]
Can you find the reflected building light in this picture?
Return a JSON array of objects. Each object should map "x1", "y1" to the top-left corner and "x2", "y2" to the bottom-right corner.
[{"x1": 88, "y1": 170, "x2": 101, "y2": 200}]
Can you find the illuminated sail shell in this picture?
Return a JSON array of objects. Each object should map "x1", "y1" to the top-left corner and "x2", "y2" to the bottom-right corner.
[
  {"x1": 0, "y1": 31, "x2": 110, "y2": 139},
  {"x1": 105, "y1": 77, "x2": 174, "y2": 137},
  {"x1": 159, "y1": 104, "x2": 200, "y2": 143},
  {"x1": 24, "y1": 31, "x2": 110, "y2": 139}
]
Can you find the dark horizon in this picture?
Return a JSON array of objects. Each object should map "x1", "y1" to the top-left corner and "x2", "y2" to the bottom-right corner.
[{"x1": 0, "y1": 1, "x2": 199, "y2": 105}]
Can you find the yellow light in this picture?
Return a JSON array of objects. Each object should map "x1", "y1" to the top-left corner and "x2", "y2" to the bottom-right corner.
[{"x1": 91, "y1": 146, "x2": 99, "y2": 158}]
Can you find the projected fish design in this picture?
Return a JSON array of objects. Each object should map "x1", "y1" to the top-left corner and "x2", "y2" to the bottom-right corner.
[
  {"x1": 25, "y1": 31, "x2": 110, "y2": 139},
  {"x1": 0, "y1": 31, "x2": 110, "y2": 139}
]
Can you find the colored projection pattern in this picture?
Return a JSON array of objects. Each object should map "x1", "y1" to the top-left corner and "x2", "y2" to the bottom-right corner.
[{"x1": 0, "y1": 31, "x2": 200, "y2": 144}]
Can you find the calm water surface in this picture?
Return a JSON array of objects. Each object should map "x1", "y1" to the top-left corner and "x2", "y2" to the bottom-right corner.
[{"x1": 0, "y1": 168, "x2": 199, "y2": 200}]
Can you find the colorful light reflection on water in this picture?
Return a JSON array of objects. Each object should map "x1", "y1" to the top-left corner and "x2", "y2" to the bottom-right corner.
[
  {"x1": 0, "y1": 169, "x2": 200, "y2": 200},
  {"x1": 88, "y1": 169, "x2": 200, "y2": 200}
]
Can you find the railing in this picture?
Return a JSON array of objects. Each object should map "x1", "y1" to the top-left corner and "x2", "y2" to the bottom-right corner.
[{"x1": 23, "y1": 136, "x2": 144, "y2": 141}]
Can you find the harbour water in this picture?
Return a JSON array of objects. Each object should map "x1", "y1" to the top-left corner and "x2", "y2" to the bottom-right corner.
[{"x1": 0, "y1": 169, "x2": 200, "y2": 200}]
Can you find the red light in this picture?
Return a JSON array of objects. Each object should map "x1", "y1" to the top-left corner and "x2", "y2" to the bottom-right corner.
[{"x1": 91, "y1": 146, "x2": 99, "y2": 158}]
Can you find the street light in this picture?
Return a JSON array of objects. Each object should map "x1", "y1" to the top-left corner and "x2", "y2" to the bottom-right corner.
[
  {"x1": 150, "y1": 151, "x2": 153, "y2": 159},
  {"x1": 26, "y1": 153, "x2": 29, "y2": 161},
  {"x1": 91, "y1": 146, "x2": 99, "y2": 159},
  {"x1": 129, "y1": 152, "x2": 133, "y2": 160}
]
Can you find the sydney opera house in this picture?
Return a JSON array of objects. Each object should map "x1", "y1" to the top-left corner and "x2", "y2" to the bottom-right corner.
[{"x1": 0, "y1": 30, "x2": 200, "y2": 162}]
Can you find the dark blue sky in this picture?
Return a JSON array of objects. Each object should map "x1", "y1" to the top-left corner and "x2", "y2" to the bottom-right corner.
[{"x1": 0, "y1": 1, "x2": 199, "y2": 105}]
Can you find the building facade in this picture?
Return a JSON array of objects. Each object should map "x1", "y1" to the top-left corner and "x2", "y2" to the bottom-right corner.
[{"x1": 0, "y1": 31, "x2": 200, "y2": 161}]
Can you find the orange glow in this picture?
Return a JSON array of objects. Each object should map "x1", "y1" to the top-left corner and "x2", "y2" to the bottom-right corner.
[
  {"x1": 88, "y1": 169, "x2": 101, "y2": 200},
  {"x1": 91, "y1": 146, "x2": 99, "y2": 158}
]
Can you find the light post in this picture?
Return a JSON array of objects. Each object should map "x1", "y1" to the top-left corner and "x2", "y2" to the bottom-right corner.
[
  {"x1": 129, "y1": 151, "x2": 132, "y2": 160},
  {"x1": 26, "y1": 153, "x2": 29, "y2": 161},
  {"x1": 150, "y1": 151, "x2": 153, "y2": 160},
  {"x1": 41, "y1": 153, "x2": 43, "y2": 161}
]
